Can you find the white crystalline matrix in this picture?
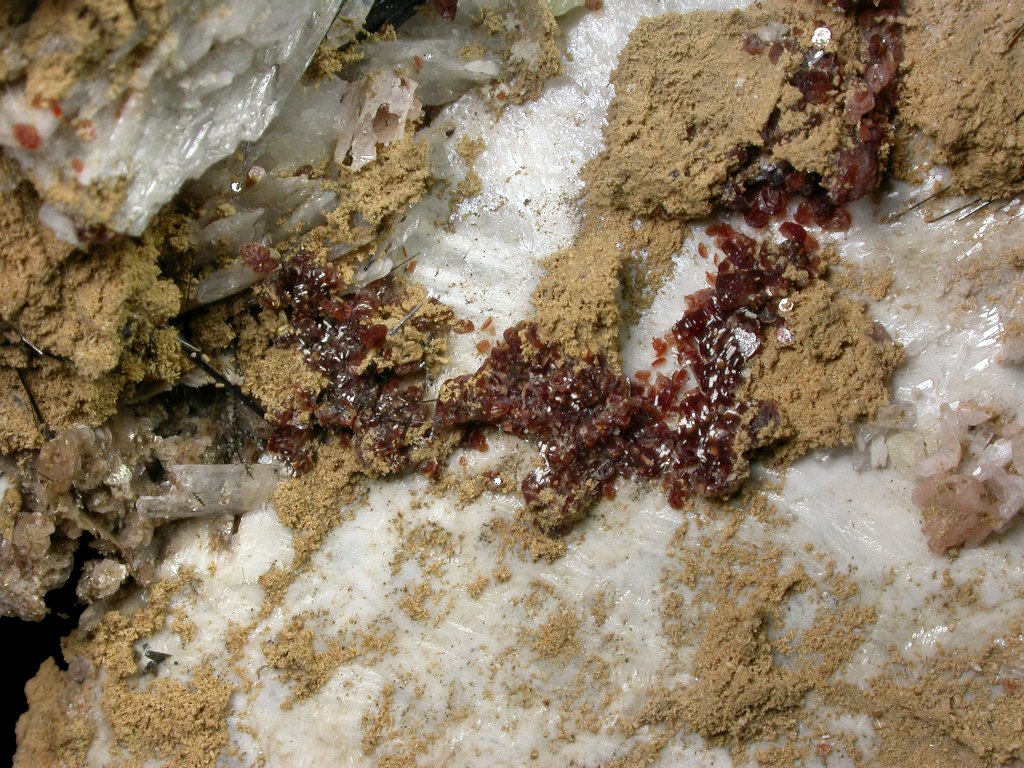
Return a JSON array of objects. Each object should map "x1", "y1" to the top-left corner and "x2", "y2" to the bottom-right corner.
[{"x1": 0, "y1": 0, "x2": 372, "y2": 241}]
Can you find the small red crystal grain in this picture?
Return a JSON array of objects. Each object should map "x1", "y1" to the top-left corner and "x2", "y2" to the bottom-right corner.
[
  {"x1": 30, "y1": 94, "x2": 63, "y2": 118},
  {"x1": 794, "y1": 201, "x2": 816, "y2": 227},
  {"x1": 432, "y1": 0, "x2": 457, "y2": 20},
  {"x1": 419, "y1": 458, "x2": 442, "y2": 478},
  {"x1": 239, "y1": 242, "x2": 279, "y2": 273},
  {"x1": 743, "y1": 208, "x2": 770, "y2": 229},
  {"x1": 821, "y1": 206, "x2": 852, "y2": 232},
  {"x1": 359, "y1": 324, "x2": 388, "y2": 347},
  {"x1": 13, "y1": 124, "x2": 41, "y2": 150},
  {"x1": 267, "y1": 424, "x2": 313, "y2": 474}
]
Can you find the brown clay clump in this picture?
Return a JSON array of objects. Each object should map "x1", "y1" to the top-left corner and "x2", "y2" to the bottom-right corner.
[
  {"x1": 583, "y1": 0, "x2": 901, "y2": 225},
  {"x1": 740, "y1": 276, "x2": 903, "y2": 460},
  {"x1": 894, "y1": 0, "x2": 1024, "y2": 199},
  {"x1": 0, "y1": 181, "x2": 184, "y2": 453}
]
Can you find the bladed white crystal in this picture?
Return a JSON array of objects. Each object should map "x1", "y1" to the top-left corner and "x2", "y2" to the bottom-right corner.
[{"x1": 0, "y1": 0, "x2": 372, "y2": 240}]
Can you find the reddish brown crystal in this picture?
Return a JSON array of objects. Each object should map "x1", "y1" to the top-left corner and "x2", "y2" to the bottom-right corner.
[
  {"x1": 432, "y1": 0, "x2": 458, "y2": 20},
  {"x1": 13, "y1": 123, "x2": 41, "y2": 150},
  {"x1": 721, "y1": 5, "x2": 903, "y2": 228},
  {"x1": 240, "y1": 243, "x2": 279, "y2": 274}
]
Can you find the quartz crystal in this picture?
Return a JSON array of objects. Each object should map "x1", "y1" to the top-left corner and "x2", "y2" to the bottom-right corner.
[
  {"x1": 137, "y1": 464, "x2": 282, "y2": 519},
  {"x1": 0, "y1": 0, "x2": 372, "y2": 240}
]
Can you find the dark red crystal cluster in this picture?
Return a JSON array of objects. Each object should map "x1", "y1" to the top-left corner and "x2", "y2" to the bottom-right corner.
[
  {"x1": 434, "y1": 223, "x2": 824, "y2": 529},
  {"x1": 729, "y1": 2, "x2": 902, "y2": 230},
  {"x1": 263, "y1": 255, "x2": 452, "y2": 475}
]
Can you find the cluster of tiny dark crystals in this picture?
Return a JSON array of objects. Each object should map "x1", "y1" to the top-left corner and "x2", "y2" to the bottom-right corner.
[
  {"x1": 266, "y1": 222, "x2": 827, "y2": 530},
  {"x1": 263, "y1": 2, "x2": 900, "y2": 529},
  {"x1": 436, "y1": 225, "x2": 823, "y2": 529},
  {"x1": 731, "y1": 1, "x2": 902, "y2": 230},
  {"x1": 257, "y1": 251, "x2": 451, "y2": 476}
]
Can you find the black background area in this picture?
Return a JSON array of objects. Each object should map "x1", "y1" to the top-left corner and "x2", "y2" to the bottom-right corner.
[{"x1": 4, "y1": 542, "x2": 89, "y2": 763}]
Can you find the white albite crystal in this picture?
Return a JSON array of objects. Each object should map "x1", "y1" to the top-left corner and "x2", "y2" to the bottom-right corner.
[
  {"x1": 0, "y1": 0, "x2": 372, "y2": 240},
  {"x1": 193, "y1": 259, "x2": 267, "y2": 308},
  {"x1": 1000, "y1": 303, "x2": 1024, "y2": 365},
  {"x1": 345, "y1": 36, "x2": 504, "y2": 106}
]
